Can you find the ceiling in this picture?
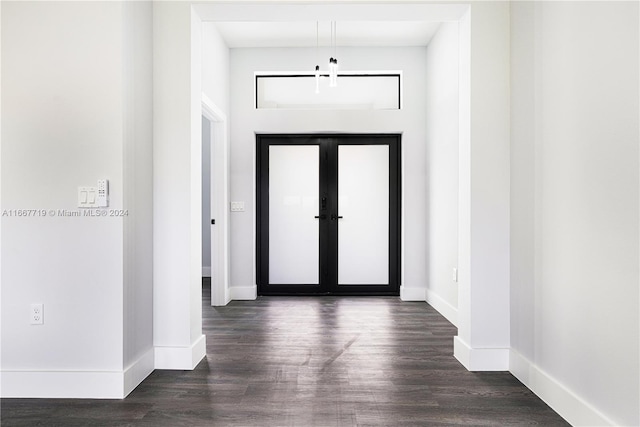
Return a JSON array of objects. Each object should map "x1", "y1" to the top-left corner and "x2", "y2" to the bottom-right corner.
[{"x1": 213, "y1": 21, "x2": 443, "y2": 48}]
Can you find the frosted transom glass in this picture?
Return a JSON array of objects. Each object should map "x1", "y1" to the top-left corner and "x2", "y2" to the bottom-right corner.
[
  {"x1": 256, "y1": 74, "x2": 401, "y2": 110},
  {"x1": 269, "y1": 145, "x2": 319, "y2": 284},
  {"x1": 338, "y1": 145, "x2": 389, "y2": 285}
]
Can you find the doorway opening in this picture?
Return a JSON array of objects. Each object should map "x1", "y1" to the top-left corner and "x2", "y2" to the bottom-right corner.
[
  {"x1": 256, "y1": 134, "x2": 401, "y2": 296},
  {"x1": 202, "y1": 115, "x2": 213, "y2": 281},
  {"x1": 202, "y1": 96, "x2": 230, "y2": 306}
]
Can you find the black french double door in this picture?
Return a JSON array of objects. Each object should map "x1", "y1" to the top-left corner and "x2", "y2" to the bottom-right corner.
[{"x1": 256, "y1": 134, "x2": 400, "y2": 295}]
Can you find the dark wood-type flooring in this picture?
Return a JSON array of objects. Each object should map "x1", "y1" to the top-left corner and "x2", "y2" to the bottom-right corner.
[{"x1": 1, "y1": 281, "x2": 569, "y2": 426}]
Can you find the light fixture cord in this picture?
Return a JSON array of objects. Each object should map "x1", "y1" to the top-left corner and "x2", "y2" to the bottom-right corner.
[
  {"x1": 331, "y1": 21, "x2": 335, "y2": 57},
  {"x1": 334, "y1": 21, "x2": 336, "y2": 58}
]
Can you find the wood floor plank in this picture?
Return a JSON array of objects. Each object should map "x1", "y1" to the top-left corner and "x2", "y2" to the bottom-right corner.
[{"x1": 1, "y1": 282, "x2": 570, "y2": 426}]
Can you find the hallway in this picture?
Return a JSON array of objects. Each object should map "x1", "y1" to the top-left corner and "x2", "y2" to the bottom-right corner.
[{"x1": 2, "y1": 282, "x2": 568, "y2": 426}]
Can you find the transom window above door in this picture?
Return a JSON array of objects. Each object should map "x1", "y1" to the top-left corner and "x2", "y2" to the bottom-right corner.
[{"x1": 255, "y1": 72, "x2": 402, "y2": 110}]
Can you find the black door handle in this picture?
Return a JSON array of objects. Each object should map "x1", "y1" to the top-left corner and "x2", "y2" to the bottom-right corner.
[
  {"x1": 314, "y1": 214, "x2": 327, "y2": 220},
  {"x1": 331, "y1": 214, "x2": 343, "y2": 220}
]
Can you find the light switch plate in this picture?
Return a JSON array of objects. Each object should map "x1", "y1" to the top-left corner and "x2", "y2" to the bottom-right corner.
[{"x1": 78, "y1": 186, "x2": 98, "y2": 208}]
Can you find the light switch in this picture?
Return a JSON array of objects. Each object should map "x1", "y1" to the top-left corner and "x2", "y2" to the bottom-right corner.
[
  {"x1": 452, "y1": 268, "x2": 458, "y2": 282},
  {"x1": 78, "y1": 186, "x2": 99, "y2": 207},
  {"x1": 78, "y1": 187, "x2": 90, "y2": 207},
  {"x1": 231, "y1": 201, "x2": 245, "y2": 212}
]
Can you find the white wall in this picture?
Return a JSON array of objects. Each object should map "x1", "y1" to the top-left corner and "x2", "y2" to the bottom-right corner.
[
  {"x1": 470, "y1": 1, "x2": 511, "y2": 349},
  {"x1": 510, "y1": 2, "x2": 640, "y2": 426},
  {"x1": 453, "y1": 2, "x2": 511, "y2": 371},
  {"x1": 202, "y1": 23, "x2": 230, "y2": 114},
  {"x1": 228, "y1": 47, "x2": 429, "y2": 297},
  {"x1": 1, "y1": 1, "x2": 153, "y2": 397},
  {"x1": 201, "y1": 22, "x2": 230, "y2": 280},
  {"x1": 425, "y1": 21, "x2": 459, "y2": 325},
  {"x1": 122, "y1": 1, "x2": 155, "y2": 386},
  {"x1": 152, "y1": 2, "x2": 206, "y2": 368}
]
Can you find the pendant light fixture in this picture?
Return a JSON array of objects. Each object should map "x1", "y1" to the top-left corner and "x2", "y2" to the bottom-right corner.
[
  {"x1": 329, "y1": 21, "x2": 338, "y2": 87},
  {"x1": 313, "y1": 21, "x2": 339, "y2": 93}
]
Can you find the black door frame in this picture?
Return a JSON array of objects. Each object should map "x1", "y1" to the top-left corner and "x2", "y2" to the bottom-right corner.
[{"x1": 256, "y1": 134, "x2": 401, "y2": 296}]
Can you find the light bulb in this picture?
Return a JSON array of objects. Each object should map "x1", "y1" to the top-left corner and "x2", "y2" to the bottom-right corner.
[
  {"x1": 329, "y1": 58, "x2": 338, "y2": 87},
  {"x1": 333, "y1": 58, "x2": 338, "y2": 87}
]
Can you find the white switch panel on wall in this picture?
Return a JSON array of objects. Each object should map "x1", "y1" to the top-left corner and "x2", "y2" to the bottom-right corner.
[
  {"x1": 230, "y1": 201, "x2": 245, "y2": 212},
  {"x1": 78, "y1": 186, "x2": 98, "y2": 207},
  {"x1": 96, "y1": 179, "x2": 109, "y2": 207},
  {"x1": 78, "y1": 179, "x2": 109, "y2": 208}
]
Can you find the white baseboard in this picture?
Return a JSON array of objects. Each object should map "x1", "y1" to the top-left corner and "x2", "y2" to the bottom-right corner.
[
  {"x1": 210, "y1": 287, "x2": 231, "y2": 306},
  {"x1": 425, "y1": 289, "x2": 458, "y2": 327},
  {"x1": 453, "y1": 336, "x2": 509, "y2": 371},
  {"x1": 509, "y1": 349, "x2": 616, "y2": 426},
  {"x1": 1, "y1": 370, "x2": 126, "y2": 399},
  {"x1": 1, "y1": 339, "x2": 204, "y2": 398},
  {"x1": 123, "y1": 348, "x2": 155, "y2": 397},
  {"x1": 154, "y1": 334, "x2": 206, "y2": 370},
  {"x1": 399, "y1": 286, "x2": 425, "y2": 301},
  {"x1": 229, "y1": 285, "x2": 257, "y2": 300},
  {"x1": 202, "y1": 267, "x2": 211, "y2": 277}
]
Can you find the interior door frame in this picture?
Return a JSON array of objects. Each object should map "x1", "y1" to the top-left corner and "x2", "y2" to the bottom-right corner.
[{"x1": 256, "y1": 133, "x2": 401, "y2": 296}]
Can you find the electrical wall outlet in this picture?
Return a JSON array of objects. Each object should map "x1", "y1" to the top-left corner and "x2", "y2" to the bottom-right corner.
[
  {"x1": 230, "y1": 201, "x2": 245, "y2": 212},
  {"x1": 30, "y1": 303, "x2": 44, "y2": 325}
]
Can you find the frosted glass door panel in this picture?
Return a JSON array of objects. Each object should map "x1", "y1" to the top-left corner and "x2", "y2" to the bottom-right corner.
[
  {"x1": 338, "y1": 145, "x2": 389, "y2": 285},
  {"x1": 269, "y1": 145, "x2": 319, "y2": 284}
]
